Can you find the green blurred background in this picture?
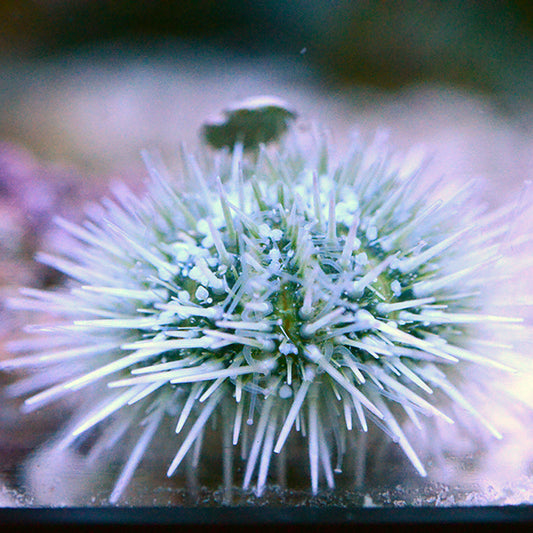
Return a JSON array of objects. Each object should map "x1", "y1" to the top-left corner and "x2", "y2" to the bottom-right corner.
[
  {"x1": 1, "y1": 1, "x2": 532, "y2": 168},
  {"x1": 1, "y1": 0, "x2": 532, "y2": 102},
  {"x1": 0, "y1": 0, "x2": 533, "y2": 100}
]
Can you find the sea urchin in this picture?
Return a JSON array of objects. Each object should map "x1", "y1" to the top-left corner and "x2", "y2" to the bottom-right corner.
[{"x1": 2, "y1": 123, "x2": 528, "y2": 503}]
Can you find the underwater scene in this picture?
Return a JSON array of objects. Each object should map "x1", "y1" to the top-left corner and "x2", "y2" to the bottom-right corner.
[{"x1": 0, "y1": 1, "x2": 532, "y2": 514}]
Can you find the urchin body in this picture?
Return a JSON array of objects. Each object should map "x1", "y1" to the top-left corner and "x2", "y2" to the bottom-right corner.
[{"x1": 2, "y1": 133, "x2": 524, "y2": 503}]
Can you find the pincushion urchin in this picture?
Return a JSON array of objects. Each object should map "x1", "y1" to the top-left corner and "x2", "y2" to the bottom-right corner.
[{"x1": 1, "y1": 127, "x2": 529, "y2": 503}]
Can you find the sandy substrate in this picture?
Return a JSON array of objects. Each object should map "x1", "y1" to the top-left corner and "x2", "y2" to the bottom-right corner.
[{"x1": 0, "y1": 45, "x2": 532, "y2": 507}]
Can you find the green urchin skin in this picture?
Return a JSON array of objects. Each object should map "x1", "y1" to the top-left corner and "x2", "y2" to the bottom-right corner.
[{"x1": 2, "y1": 135, "x2": 523, "y2": 502}]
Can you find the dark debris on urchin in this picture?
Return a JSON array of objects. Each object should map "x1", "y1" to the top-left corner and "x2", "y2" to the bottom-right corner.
[{"x1": 1, "y1": 129, "x2": 530, "y2": 504}]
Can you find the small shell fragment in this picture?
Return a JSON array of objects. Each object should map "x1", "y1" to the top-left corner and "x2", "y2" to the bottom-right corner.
[{"x1": 202, "y1": 96, "x2": 297, "y2": 150}]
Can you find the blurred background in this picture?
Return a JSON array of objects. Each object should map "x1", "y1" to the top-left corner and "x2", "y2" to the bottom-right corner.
[
  {"x1": 0, "y1": 0, "x2": 533, "y2": 505},
  {"x1": 2, "y1": 0, "x2": 532, "y2": 288}
]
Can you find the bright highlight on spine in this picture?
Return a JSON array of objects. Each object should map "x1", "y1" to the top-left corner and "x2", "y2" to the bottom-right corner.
[{"x1": 2, "y1": 123, "x2": 530, "y2": 504}]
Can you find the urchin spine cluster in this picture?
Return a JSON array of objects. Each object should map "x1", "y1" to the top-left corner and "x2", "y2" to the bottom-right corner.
[{"x1": 2, "y1": 132, "x2": 527, "y2": 503}]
